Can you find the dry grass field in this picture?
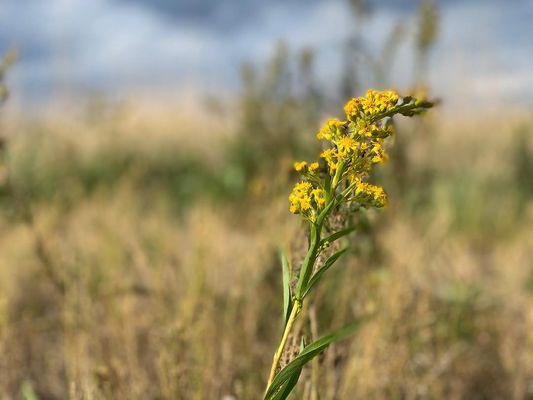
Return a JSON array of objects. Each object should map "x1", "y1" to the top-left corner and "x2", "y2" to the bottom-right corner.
[
  {"x1": 0, "y1": 101, "x2": 532, "y2": 399},
  {"x1": 1, "y1": 1, "x2": 533, "y2": 397}
]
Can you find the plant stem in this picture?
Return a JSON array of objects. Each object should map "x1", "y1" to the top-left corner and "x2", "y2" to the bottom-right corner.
[
  {"x1": 266, "y1": 160, "x2": 343, "y2": 394},
  {"x1": 295, "y1": 224, "x2": 321, "y2": 297},
  {"x1": 266, "y1": 299, "x2": 301, "y2": 388}
]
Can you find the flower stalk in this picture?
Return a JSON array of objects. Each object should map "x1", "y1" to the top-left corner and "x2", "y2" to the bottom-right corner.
[
  {"x1": 264, "y1": 90, "x2": 432, "y2": 400},
  {"x1": 267, "y1": 299, "x2": 301, "y2": 387}
]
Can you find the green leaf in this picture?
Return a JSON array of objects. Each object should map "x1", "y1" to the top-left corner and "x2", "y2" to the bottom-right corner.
[
  {"x1": 270, "y1": 335, "x2": 307, "y2": 400},
  {"x1": 320, "y1": 226, "x2": 356, "y2": 247},
  {"x1": 280, "y1": 248, "x2": 292, "y2": 325},
  {"x1": 264, "y1": 321, "x2": 363, "y2": 400},
  {"x1": 302, "y1": 247, "x2": 348, "y2": 299},
  {"x1": 270, "y1": 367, "x2": 302, "y2": 400}
]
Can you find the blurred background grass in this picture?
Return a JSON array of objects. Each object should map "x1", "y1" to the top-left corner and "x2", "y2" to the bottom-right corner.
[{"x1": 1, "y1": 1, "x2": 533, "y2": 399}]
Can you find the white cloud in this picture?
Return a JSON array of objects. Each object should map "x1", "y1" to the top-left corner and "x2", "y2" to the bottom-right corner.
[{"x1": 0, "y1": 0, "x2": 532, "y2": 111}]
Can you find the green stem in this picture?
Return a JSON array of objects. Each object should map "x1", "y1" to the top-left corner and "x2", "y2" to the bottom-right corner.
[
  {"x1": 295, "y1": 224, "x2": 321, "y2": 298},
  {"x1": 265, "y1": 158, "x2": 348, "y2": 394},
  {"x1": 370, "y1": 100, "x2": 431, "y2": 123},
  {"x1": 296, "y1": 160, "x2": 346, "y2": 298},
  {"x1": 266, "y1": 299, "x2": 301, "y2": 389}
]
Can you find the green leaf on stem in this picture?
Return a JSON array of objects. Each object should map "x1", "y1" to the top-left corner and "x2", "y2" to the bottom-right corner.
[
  {"x1": 270, "y1": 367, "x2": 302, "y2": 400},
  {"x1": 280, "y1": 248, "x2": 292, "y2": 325},
  {"x1": 264, "y1": 320, "x2": 363, "y2": 400},
  {"x1": 320, "y1": 226, "x2": 356, "y2": 247},
  {"x1": 302, "y1": 247, "x2": 349, "y2": 299}
]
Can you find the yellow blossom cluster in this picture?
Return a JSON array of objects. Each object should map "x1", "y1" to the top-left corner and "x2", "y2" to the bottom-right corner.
[
  {"x1": 289, "y1": 89, "x2": 431, "y2": 218},
  {"x1": 289, "y1": 181, "x2": 326, "y2": 218},
  {"x1": 352, "y1": 177, "x2": 388, "y2": 208},
  {"x1": 344, "y1": 89, "x2": 400, "y2": 120},
  {"x1": 316, "y1": 119, "x2": 345, "y2": 141},
  {"x1": 293, "y1": 161, "x2": 319, "y2": 173}
]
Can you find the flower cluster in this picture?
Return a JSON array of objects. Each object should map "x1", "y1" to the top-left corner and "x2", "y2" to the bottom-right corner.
[
  {"x1": 288, "y1": 181, "x2": 325, "y2": 217},
  {"x1": 289, "y1": 89, "x2": 432, "y2": 220},
  {"x1": 344, "y1": 89, "x2": 400, "y2": 119}
]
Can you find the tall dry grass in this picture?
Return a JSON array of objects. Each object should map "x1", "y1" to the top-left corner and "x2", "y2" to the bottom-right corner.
[{"x1": 0, "y1": 102, "x2": 531, "y2": 399}]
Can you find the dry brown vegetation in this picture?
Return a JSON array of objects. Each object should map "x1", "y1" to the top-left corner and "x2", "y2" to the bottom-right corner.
[{"x1": 0, "y1": 103, "x2": 532, "y2": 399}]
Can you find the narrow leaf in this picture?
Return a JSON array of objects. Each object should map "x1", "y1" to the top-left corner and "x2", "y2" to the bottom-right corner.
[
  {"x1": 264, "y1": 321, "x2": 363, "y2": 399},
  {"x1": 271, "y1": 335, "x2": 306, "y2": 400},
  {"x1": 270, "y1": 367, "x2": 302, "y2": 400},
  {"x1": 280, "y1": 249, "x2": 292, "y2": 325},
  {"x1": 302, "y1": 247, "x2": 348, "y2": 299},
  {"x1": 320, "y1": 226, "x2": 356, "y2": 247}
]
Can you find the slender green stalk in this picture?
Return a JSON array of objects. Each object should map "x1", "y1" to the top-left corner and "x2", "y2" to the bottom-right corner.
[
  {"x1": 295, "y1": 224, "x2": 321, "y2": 298},
  {"x1": 265, "y1": 165, "x2": 337, "y2": 394},
  {"x1": 265, "y1": 159, "x2": 345, "y2": 395},
  {"x1": 267, "y1": 299, "x2": 301, "y2": 387}
]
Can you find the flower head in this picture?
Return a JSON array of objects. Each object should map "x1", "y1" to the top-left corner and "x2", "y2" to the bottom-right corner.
[
  {"x1": 336, "y1": 137, "x2": 358, "y2": 160},
  {"x1": 294, "y1": 161, "x2": 308, "y2": 172},
  {"x1": 290, "y1": 90, "x2": 432, "y2": 220},
  {"x1": 370, "y1": 143, "x2": 388, "y2": 164},
  {"x1": 353, "y1": 178, "x2": 388, "y2": 208},
  {"x1": 317, "y1": 119, "x2": 346, "y2": 141},
  {"x1": 320, "y1": 148, "x2": 338, "y2": 173},
  {"x1": 344, "y1": 90, "x2": 399, "y2": 121},
  {"x1": 289, "y1": 181, "x2": 313, "y2": 214},
  {"x1": 289, "y1": 181, "x2": 326, "y2": 220}
]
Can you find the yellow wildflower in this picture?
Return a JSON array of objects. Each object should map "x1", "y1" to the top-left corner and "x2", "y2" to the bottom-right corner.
[
  {"x1": 361, "y1": 89, "x2": 399, "y2": 116},
  {"x1": 343, "y1": 97, "x2": 362, "y2": 120},
  {"x1": 289, "y1": 181, "x2": 313, "y2": 214},
  {"x1": 320, "y1": 148, "x2": 338, "y2": 173},
  {"x1": 294, "y1": 161, "x2": 308, "y2": 172},
  {"x1": 336, "y1": 136, "x2": 358, "y2": 159},
  {"x1": 317, "y1": 119, "x2": 345, "y2": 141},
  {"x1": 344, "y1": 89, "x2": 399, "y2": 120},
  {"x1": 288, "y1": 90, "x2": 432, "y2": 220},
  {"x1": 311, "y1": 188, "x2": 326, "y2": 208},
  {"x1": 309, "y1": 162, "x2": 319, "y2": 172},
  {"x1": 353, "y1": 178, "x2": 388, "y2": 208},
  {"x1": 370, "y1": 143, "x2": 388, "y2": 164}
]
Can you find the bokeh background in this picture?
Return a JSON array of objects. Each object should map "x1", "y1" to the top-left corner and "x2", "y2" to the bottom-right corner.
[{"x1": 0, "y1": 0, "x2": 532, "y2": 399}]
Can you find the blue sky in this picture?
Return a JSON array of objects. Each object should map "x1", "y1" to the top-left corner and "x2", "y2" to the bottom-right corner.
[{"x1": 1, "y1": 0, "x2": 532, "y2": 112}]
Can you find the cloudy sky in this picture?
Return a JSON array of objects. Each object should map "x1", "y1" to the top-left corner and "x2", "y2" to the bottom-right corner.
[{"x1": 1, "y1": 0, "x2": 532, "y2": 112}]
